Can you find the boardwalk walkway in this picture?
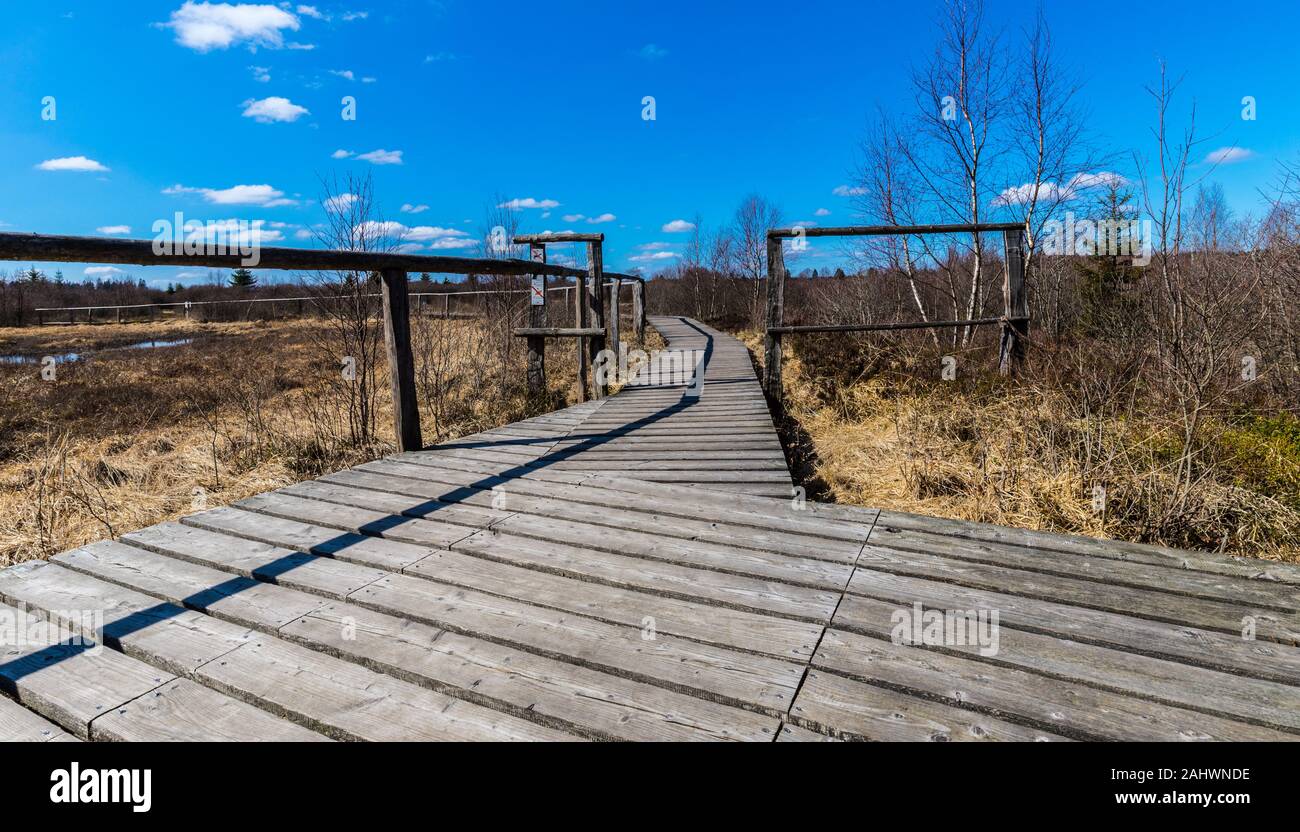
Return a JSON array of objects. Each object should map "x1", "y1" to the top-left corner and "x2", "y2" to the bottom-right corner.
[{"x1": 1, "y1": 317, "x2": 1297, "y2": 741}]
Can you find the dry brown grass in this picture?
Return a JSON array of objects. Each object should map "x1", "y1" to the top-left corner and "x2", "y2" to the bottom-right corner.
[
  {"x1": 0, "y1": 315, "x2": 649, "y2": 566},
  {"x1": 739, "y1": 329, "x2": 1300, "y2": 563}
]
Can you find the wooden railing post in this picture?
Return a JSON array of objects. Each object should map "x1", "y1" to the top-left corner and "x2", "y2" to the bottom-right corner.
[
  {"x1": 632, "y1": 278, "x2": 646, "y2": 342},
  {"x1": 586, "y1": 241, "x2": 607, "y2": 399},
  {"x1": 998, "y1": 228, "x2": 1029, "y2": 378},
  {"x1": 527, "y1": 243, "x2": 547, "y2": 396},
  {"x1": 763, "y1": 236, "x2": 786, "y2": 406},
  {"x1": 608, "y1": 275, "x2": 621, "y2": 359},
  {"x1": 380, "y1": 269, "x2": 422, "y2": 452},
  {"x1": 575, "y1": 275, "x2": 589, "y2": 403}
]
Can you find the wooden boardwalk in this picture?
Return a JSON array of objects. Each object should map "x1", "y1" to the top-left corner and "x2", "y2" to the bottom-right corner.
[{"x1": 1, "y1": 316, "x2": 1298, "y2": 741}]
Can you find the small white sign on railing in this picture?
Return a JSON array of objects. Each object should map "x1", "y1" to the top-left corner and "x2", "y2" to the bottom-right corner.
[{"x1": 530, "y1": 277, "x2": 545, "y2": 306}]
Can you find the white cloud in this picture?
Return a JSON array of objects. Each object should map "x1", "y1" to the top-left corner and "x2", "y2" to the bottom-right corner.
[
  {"x1": 629, "y1": 251, "x2": 678, "y2": 263},
  {"x1": 991, "y1": 171, "x2": 1127, "y2": 207},
  {"x1": 342, "y1": 10, "x2": 368, "y2": 21},
  {"x1": 37, "y1": 156, "x2": 110, "y2": 172},
  {"x1": 1205, "y1": 146, "x2": 1253, "y2": 165},
  {"x1": 499, "y1": 197, "x2": 560, "y2": 210},
  {"x1": 424, "y1": 51, "x2": 456, "y2": 62},
  {"x1": 294, "y1": 228, "x2": 314, "y2": 240},
  {"x1": 329, "y1": 69, "x2": 356, "y2": 81},
  {"x1": 331, "y1": 149, "x2": 353, "y2": 159},
  {"x1": 164, "y1": 183, "x2": 295, "y2": 207},
  {"x1": 86, "y1": 266, "x2": 127, "y2": 278},
  {"x1": 562, "y1": 213, "x2": 585, "y2": 222},
  {"x1": 356, "y1": 148, "x2": 403, "y2": 165},
  {"x1": 428, "y1": 237, "x2": 476, "y2": 250},
  {"x1": 638, "y1": 44, "x2": 668, "y2": 60},
  {"x1": 249, "y1": 65, "x2": 271, "y2": 82},
  {"x1": 361, "y1": 77, "x2": 376, "y2": 84},
  {"x1": 96, "y1": 225, "x2": 132, "y2": 235},
  {"x1": 241, "y1": 96, "x2": 309, "y2": 123},
  {"x1": 661, "y1": 219, "x2": 695, "y2": 232},
  {"x1": 587, "y1": 213, "x2": 617, "y2": 224},
  {"x1": 324, "y1": 193, "x2": 357, "y2": 212},
  {"x1": 161, "y1": 2, "x2": 301, "y2": 52},
  {"x1": 814, "y1": 207, "x2": 831, "y2": 217},
  {"x1": 296, "y1": 5, "x2": 325, "y2": 19},
  {"x1": 832, "y1": 185, "x2": 866, "y2": 197},
  {"x1": 352, "y1": 221, "x2": 470, "y2": 242},
  {"x1": 401, "y1": 203, "x2": 430, "y2": 214}
]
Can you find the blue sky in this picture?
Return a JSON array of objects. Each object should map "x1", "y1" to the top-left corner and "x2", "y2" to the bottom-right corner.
[{"x1": 1, "y1": 0, "x2": 1297, "y2": 286}]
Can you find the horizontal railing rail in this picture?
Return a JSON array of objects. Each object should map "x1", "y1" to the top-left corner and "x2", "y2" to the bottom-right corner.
[
  {"x1": 762, "y1": 222, "x2": 1032, "y2": 406},
  {"x1": 0, "y1": 232, "x2": 588, "y2": 279},
  {"x1": 2, "y1": 231, "x2": 649, "y2": 451}
]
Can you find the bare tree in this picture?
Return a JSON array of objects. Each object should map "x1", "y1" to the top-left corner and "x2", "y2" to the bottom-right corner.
[
  {"x1": 732, "y1": 194, "x2": 783, "y2": 327},
  {"x1": 307, "y1": 171, "x2": 393, "y2": 447}
]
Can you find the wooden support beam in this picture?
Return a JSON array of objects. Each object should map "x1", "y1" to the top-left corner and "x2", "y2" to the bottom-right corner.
[
  {"x1": 380, "y1": 269, "x2": 422, "y2": 453},
  {"x1": 608, "y1": 275, "x2": 621, "y2": 358},
  {"x1": 632, "y1": 278, "x2": 646, "y2": 342},
  {"x1": 575, "y1": 273, "x2": 589, "y2": 403},
  {"x1": 526, "y1": 243, "x2": 547, "y2": 397},
  {"x1": 767, "y1": 222, "x2": 1027, "y2": 239},
  {"x1": 763, "y1": 237, "x2": 786, "y2": 407},
  {"x1": 586, "y1": 241, "x2": 608, "y2": 399},
  {"x1": 513, "y1": 327, "x2": 605, "y2": 337},
  {"x1": 998, "y1": 229, "x2": 1030, "y2": 377}
]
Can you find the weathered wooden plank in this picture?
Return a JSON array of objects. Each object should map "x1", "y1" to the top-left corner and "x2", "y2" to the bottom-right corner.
[
  {"x1": 47, "y1": 546, "x2": 574, "y2": 740},
  {"x1": 92, "y1": 678, "x2": 332, "y2": 742},
  {"x1": 874, "y1": 510, "x2": 1300, "y2": 586},
  {"x1": 815, "y1": 628, "x2": 1296, "y2": 741},
  {"x1": 790, "y1": 669, "x2": 1068, "y2": 742},
  {"x1": 0, "y1": 695, "x2": 80, "y2": 742},
  {"x1": 183, "y1": 501, "x2": 828, "y2": 659},
  {"x1": 841, "y1": 567, "x2": 1300, "y2": 684},
  {"x1": 850, "y1": 543, "x2": 1300, "y2": 643},
  {"x1": 0, "y1": 599, "x2": 173, "y2": 739},
  {"x1": 868, "y1": 524, "x2": 1300, "y2": 610}
]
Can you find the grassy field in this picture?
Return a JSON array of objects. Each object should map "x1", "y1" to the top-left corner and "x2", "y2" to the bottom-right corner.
[
  {"x1": 0, "y1": 316, "x2": 656, "y2": 566},
  {"x1": 739, "y1": 330, "x2": 1300, "y2": 563}
]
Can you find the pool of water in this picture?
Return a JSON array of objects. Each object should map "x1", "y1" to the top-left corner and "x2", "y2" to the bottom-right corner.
[{"x1": 0, "y1": 338, "x2": 195, "y2": 365}]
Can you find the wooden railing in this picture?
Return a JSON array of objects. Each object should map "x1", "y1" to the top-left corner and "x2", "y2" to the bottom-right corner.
[
  {"x1": 0, "y1": 231, "x2": 596, "y2": 453},
  {"x1": 762, "y1": 222, "x2": 1031, "y2": 405}
]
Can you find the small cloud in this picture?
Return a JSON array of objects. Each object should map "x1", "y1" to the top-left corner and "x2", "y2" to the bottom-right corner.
[
  {"x1": 85, "y1": 266, "x2": 127, "y2": 278},
  {"x1": 164, "y1": 183, "x2": 295, "y2": 207},
  {"x1": 401, "y1": 203, "x2": 430, "y2": 214},
  {"x1": 329, "y1": 69, "x2": 356, "y2": 81},
  {"x1": 587, "y1": 213, "x2": 616, "y2": 224},
  {"x1": 638, "y1": 43, "x2": 668, "y2": 60},
  {"x1": 37, "y1": 156, "x2": 110, "y2": 172},
  {"x1": 361, "y1": 76, "x2": 376, "y2": 84},
  {"x1": 296, "y1": 5, "x2": 325, "y2": 19},
  {"x1": 424, "y1": 51, "x2": 456, "y2": 62},
  {"x1": 832, "y1": 185, "x2": 866, "y2": 197},
  {"x1": 629, "y1": 251, "x2": 678, "y2": 263},
  {"x1": 160, "y1": 2, "x2": 301, "y2": 52},
  {"x1": 1205, "y1": 146, "x2": 1253, "y2": 165},
  {"x1": 499, "y1": 197, "x2": 560, "y2": 210},
  {"x1": 814, "y1": 207, "x2": 831, "y2": 217},
  {"x1": 356, "y1": 148, "x2": 403, "y2": 165},
  {"x1": 241, "y1": 96, "x2": 309, "y2": 123},
  {"x1": 294, "y1": 228, "x2": 314, "y2": 240},
  {"x1": 96, "y1": 225, "x2": 132, "y2": 235},
  {"x1": 331, "y1": 149, "x2": 354, "y2": 159},
  {"x1": 342, "y1": 10, "x2": 368, "y2": 21},
  {"x1": 562, "y1": 213, "x2": 585, "y2": 223},
  {"x1": 324, "y1": 193, "x2": 357, "y2": 212},
  {"x1": 661, "y1": 219, "x2": 695, "y2": 232},
  {"x1": 249, "y1": 65, "x2": 271, "y2": 82}
]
